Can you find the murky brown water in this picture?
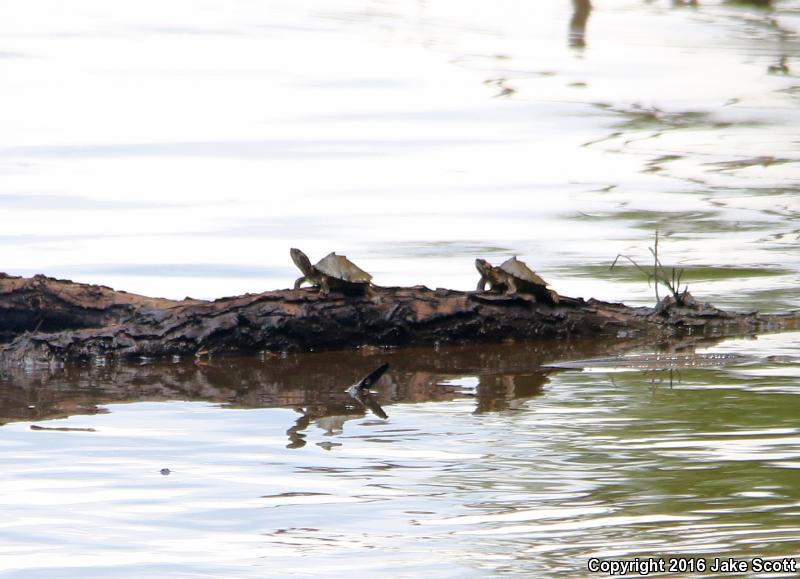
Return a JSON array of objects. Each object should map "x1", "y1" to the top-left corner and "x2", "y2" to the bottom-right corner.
[{"x1": 1, "y1": 0, "x2": 799, "y2": 576}]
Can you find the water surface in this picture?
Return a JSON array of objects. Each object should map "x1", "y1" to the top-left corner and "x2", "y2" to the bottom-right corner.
[
  {"x1": 2, "y1": 333, "x2": 800, "y2": 576},
  {"x1": 1, "y1": 0, "x2": 799, "y2": 576},
  {"x1": 0, "y1": 0, "x2": 798, "y2": 308}
]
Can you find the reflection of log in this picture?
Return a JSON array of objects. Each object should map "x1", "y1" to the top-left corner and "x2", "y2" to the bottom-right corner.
[
  {"x1": 569, "y1": 0, "x2": 592, "y2": 48},
  {"x1": 0, "y1": 337, "x2": 650, "y2": 425},
  {"x1": 1, "y1": 273, "x2": 798, "y2": 367},
  {"x1": 0, "y1": 331, "x2": 773, "y2": 428}
]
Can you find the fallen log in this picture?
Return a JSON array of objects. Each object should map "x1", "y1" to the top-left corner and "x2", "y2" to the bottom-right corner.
[
  {"x1": 0, "y1": 273, "x2": 199, "y2": 342},
  {"x1": 0, "y1": 273, "x2": 798, "y2": 367}
]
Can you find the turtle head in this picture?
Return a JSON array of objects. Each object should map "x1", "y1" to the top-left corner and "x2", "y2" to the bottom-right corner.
[
  {"x1": 475, "y1": 258, "x2": 493, "y2": 277},
  {"x1": 290, "y1": 248, "x2": 314, "y2": 277}
]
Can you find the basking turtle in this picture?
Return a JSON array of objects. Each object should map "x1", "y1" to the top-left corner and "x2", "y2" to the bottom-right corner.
[
  {"x1": 475, "y1": 256, "x2": 559, "y2": 305},
  {"x1": 475, "y1": 259, "x2": 507, "y2": 292},
  {"x1": 290, "y1": 248, "x2": 373, "y2": 297}
]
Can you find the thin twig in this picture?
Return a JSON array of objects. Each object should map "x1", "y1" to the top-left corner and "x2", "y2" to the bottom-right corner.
[
  {"x1": 613, "y1": 230, "x2": 688, "y2": 305},
  {"x1": 654, "y1": 230, "x2": 660, "y2": 302},
  {"x1": 611, "y1": 254, "x2": 654, "y2": 287}
]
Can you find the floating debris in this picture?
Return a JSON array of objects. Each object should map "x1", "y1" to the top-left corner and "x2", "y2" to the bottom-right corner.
[
  {"x1": 346, "y1": 363, "x2": 390, "y2": 419},
  {"x1": 30, "y1": 425, "x2": 96, "y2": 432},
  {"x1": 545, "y1": 353, "x2": 764, "y2": 371},
  {"x1": 346, "y1": 363, "x2": 389, "y2": 395}
]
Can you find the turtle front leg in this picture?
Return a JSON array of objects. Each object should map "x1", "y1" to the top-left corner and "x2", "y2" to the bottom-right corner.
[
  {"x1": 506, "y1": 277, "x2": 518, "y2": 295},
  {"x1": 476, "y1": 276, "x2": 488, "y2": 292},
  {"x1": 366, "y1": 284, "x2": 381, "y2": 304},
  {"x1": 294, "y1": 276, "x2": 307, "y2": 289},
  {"x1": 319, "y1": 276, "x2": 331, "y2": 297}
]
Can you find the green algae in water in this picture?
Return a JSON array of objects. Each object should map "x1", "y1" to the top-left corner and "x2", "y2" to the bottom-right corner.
[{"x1": 565, "y1": 264, "x2": 789, "y2": 283}]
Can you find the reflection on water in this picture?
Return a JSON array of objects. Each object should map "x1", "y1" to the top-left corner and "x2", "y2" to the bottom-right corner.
[
  {"x1": 1, "y1": 332, "x2": 799, "y2": 576},
  {"x1": 0, "y1": 340, "x2": 607, "y2": 429},
  {"x1": 569, "y1": 0, "x2": 592, "y2": 49}
]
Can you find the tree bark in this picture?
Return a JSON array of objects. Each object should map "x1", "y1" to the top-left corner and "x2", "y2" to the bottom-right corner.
[{"x1": 1, "y1": 273, "x2": 797, "y2": 367}]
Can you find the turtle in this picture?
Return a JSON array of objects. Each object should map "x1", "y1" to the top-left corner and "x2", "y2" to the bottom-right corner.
[
  {"x1": 475, "y1": 256, "x2": 559, "y2": 305},
  {"x1": 290, "y1": 248, "x2": 373, "y2": 297}
]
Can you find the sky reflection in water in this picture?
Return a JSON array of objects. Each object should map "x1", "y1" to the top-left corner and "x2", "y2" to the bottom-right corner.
[{"x1": 0, "y1": 0, "x2": 798, "y2": 307}]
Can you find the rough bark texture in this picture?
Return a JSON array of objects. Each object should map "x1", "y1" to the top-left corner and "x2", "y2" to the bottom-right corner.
[
  {"x1": 0, "y1": 273, "x2": 199, "y2": 341},
  {"x1": 1, "y1": 273, "x2": 797, "y2": 367}
]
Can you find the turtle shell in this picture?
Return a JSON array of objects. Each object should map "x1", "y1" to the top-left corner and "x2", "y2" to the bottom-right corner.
[
  {"x1": 315, "y1": 253, "x2": 372, "y2": 283},
  {"x1": 499, "y1": 257, "x2": 548, "y2": 286}
]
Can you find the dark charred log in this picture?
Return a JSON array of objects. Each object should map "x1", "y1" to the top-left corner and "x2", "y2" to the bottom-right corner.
[
  {"x1": 0, "y1": 273, "x2": 798, "y2": 367},
  {"x1": 0, "y1": 273, "x2": 199, "y2": 341}
]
